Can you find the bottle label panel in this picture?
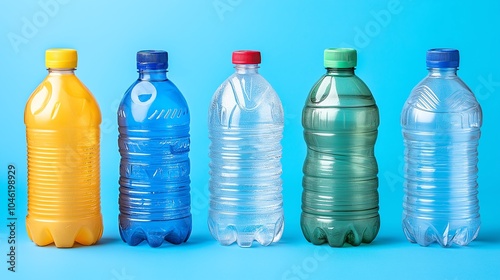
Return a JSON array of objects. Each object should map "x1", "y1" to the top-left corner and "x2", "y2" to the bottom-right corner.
[
  {"x1": 401, "y1": 109, "x2": 481, "y2": 130},
  {"x1": 121, "y1": 160, "x2": 190, "y2": 182},
  {"x1": 119, "y1": 136, "x2": 190, "y2": 154},
  {"x1": 302, "y1": 106, "x2": 379, "y2": 131}
]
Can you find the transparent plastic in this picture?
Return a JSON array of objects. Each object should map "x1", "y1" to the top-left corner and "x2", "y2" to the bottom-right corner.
[
  {"x1": 25, "y1": 68, "x2": 103, "y2": 248},
  {"x1": 208, "y1": 64, "x2": 284, "y2": 247},
  {"x1": 301, "y1": 68, "x2": 380, "y2": 247},
  {"x1": 118, "y1": 69, "x2": 191, "y2": 247},
  {"x1": 401, "y1": 68, "x2": 482, "y2": 247}
]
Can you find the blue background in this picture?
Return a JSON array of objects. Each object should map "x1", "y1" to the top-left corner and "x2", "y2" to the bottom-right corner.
[{"x1": 1, "y1": 0, "x2": 500, "y2": 279}]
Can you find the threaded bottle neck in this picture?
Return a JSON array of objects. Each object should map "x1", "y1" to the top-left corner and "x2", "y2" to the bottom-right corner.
[
  {"x1": 234, "y1": 64, "x2": 259, "y2": 74},
  {"x1": 139, "y1": 69, "x2": 168, "y2": 81},
  {"x1": 48, "y1": 68, "x2": 75, "y2": 75},
  {"x1": 326, "y1": 68, "x2": 355, "y2": 76},
  {"x1": 428, "y1": 68, "x2": 458, "y2": 77}
]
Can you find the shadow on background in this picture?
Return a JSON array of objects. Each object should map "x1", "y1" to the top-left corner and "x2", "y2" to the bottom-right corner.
[
  {"x1": 278, "y1": 233, "x2": 408, "y2": 247},
  {"x1": 96, "y1": 237, "x2": 122, "y2": 246},
  {"x1": 184, "y1": 234, "x2": 213, "y2": 247},
  {"x1": 279, "y1": 232, "x2": 305, "y2": 245},
  {"x1": 38, "y1": 237, "x2": 124, "y2": 249},
  {"x1": 474, "y1": 228, "x2": 500, "y2": 244},
  {"x1": 370, "y1": 235, "x2": 407, "y2": 247}
]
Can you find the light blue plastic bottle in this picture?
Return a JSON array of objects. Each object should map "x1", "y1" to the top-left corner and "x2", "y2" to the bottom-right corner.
[
  {"x1": 401, "y1": 48, "x2": 482, "y2": 247},
  {"x1": 118, "y1": 50, "x2": 191, "y2": 247},
  {"x1": 208, "y1": 50, "x2": 284, "y2": 247}
]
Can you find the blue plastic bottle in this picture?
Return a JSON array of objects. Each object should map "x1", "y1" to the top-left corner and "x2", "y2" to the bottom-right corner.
[
  {"x1": 118, "y1": 50, "x2": 191, "y2": 247},
  {"x1": 208, "y1": 50, "x2": 284, "y2": 247},
  {"x1": 401, "y1": 48, "x2": 482, "y2": 247}
]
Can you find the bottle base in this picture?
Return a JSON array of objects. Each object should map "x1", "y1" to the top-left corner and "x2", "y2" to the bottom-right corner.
[
  {"x1": 119, "y1": 216, "x2": 192, "y2": 248},
  {"x1": 300, "y1": 213, "x2": 380, "y2": 247},
  {"x1": 402, "y1": 217, "x2": 480, "y2": 247},
  {"x1": 26, "y1": 216, "x2": 103, "y2": 248},
  {"x1": 208, "y1": 215, "x2": 284, "y2": 248}
]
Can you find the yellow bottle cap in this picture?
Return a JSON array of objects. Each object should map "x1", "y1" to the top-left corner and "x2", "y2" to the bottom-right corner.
[{"x1": 45, "y1": 48, "x2": 78, "y2": 69}]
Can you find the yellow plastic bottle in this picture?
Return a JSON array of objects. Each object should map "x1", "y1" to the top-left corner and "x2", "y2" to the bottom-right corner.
[{"x1": 24, "y1": 49, "x2": 103, "y2": 248}]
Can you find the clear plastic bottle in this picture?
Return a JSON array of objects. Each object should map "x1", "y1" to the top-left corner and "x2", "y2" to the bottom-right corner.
[
  {"x1": 118, "y1": 50, "x2": 191, "y2": 247},
  {"x1": 208, "y1": 50, "x2": 284, "y2": 247},
  {"x1": 301, "y1": 48, "x2": 380, "y2": 247},
  {"x1": 25, "y1": 48, "x2": 103, "y2": 248},
  {"x1": 401, "y1": 48, "x2": 482, "y2": 247}
]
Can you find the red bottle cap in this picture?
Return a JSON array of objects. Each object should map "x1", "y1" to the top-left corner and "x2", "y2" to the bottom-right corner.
[{"x1": 232, "y1": 50, "x2": 261, "y2": 64}]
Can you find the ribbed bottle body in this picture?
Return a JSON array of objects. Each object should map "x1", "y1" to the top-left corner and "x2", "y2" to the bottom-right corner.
[
  {"x1": 118, "y1": 77, "x2": 191, "y2": 247},
  {"x1": 301, "y1": 72, "x2": 380, "y2": 247},
  {"x1": 208, "y1": 68, "x2": 284, "y2": 247},
  {"x1": 25, "y1": 72, "x2": 103, "y2": 248},
  {"x1": 402, "y1": 72, "x2": 482, "y2": 247}
]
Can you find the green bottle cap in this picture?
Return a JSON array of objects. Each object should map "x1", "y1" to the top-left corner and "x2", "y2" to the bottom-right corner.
[{"x1": 324, "y1": 48, "x2": 357, "y2": 68}]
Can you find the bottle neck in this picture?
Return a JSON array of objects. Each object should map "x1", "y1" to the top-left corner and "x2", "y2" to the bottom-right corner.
[
  {"x1": 138, "y1": 69, "x2": 168, "y2": 81},
  {"x1": 428, "y1": 67, "x2": 458, "y2": 77},
  {"x1": 48, "y1": 68, "x2": 75, "y2": 75},
  {"x1": 326, "y1": 68, "x2": 355, "y2": 76},
  {"x1": 234, "y1": 64, "x2": 259, "y2": 74}
]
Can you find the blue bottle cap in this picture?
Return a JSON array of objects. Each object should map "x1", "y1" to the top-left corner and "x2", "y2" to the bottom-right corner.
[
  {"x1": 426, "y1": 48, "x2": 459, "y2": 68},
  {"x1": 137, "y1": 50, "x2": 168, "y2": 70}
]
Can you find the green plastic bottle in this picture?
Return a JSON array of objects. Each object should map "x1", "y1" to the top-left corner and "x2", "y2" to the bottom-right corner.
[{"x1": 301, "y1": 48, "x2": 380, "y2": 247}]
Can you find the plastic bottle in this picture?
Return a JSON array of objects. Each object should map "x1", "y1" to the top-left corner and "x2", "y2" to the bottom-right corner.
[
  {"x1": 25, "y1": 48, "x2": 103, "y2": 248},
  {"x1": 208, "y1": 50, "x2": 284, "y2": 247},
  {"x1": 118, "y1": 50, "x2": 191, "y2": 247},
  {"x1": 401, "y1": 48, "x2": 482, "y2": 247},
  {"x1": 301, "y1": 48, "x2": 380, "y2": 247}
]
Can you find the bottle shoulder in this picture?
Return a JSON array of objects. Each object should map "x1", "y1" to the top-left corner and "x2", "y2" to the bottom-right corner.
[
  {"x1": 403, "y1": 75, "x2": 481, "y2": 113},
  {"x1": 213, "y1": 73, "x2": 281, "y2": 105},
  {"x1": 401, "y1": 76, "x2": 482, "y2": 130},
  {"x1": 118, "y1": 79, "x2": 190, "y2": 126},
  {"x1": 123, "y1": 79, "x2": 185, "y2": 100},
  {"x1": 25, "y1": 74, "x2": 101, "y2": 127},
  {"x1": 209, "y1": 72, "x2": 283, "y2": 127},
  {"x1": 305, "y1": 74, "x2": 376, "y2": 107}
]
